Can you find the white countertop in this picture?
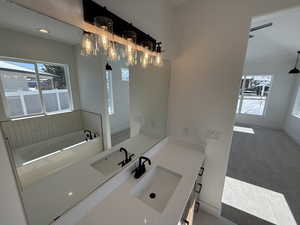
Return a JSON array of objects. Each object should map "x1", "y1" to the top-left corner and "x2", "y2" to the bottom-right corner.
[
  {"x1": 75, "y1": 139, "x2": 205, "y2": 225},
  {"x1": 21, "y1": 134, "x2": 163, "y2": 225}
]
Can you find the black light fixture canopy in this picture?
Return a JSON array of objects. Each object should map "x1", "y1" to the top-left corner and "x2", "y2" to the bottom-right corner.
[{"x1": 289, "y1": 51, "x2": 300, "y2": 74}]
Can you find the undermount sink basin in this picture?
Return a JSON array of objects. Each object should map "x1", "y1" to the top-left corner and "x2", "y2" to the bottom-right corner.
[
  {"x1": 131, "y1": 166, "x2": 182, "y2": 213},
  {"x1": 91, "y1": 150, "x2": 135, "y2": 177}
]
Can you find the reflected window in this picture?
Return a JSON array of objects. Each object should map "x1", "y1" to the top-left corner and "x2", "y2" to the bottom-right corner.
[
  {"x1": 37, "y1": 63, "x2": 71, "y2": 113},
  {"x1": 0, "y1": 58, "x2": 72, "y2": 118},
  {"x1": 106, "y1": 70, "x2": 114, "y2": 115},
  {"x1": 233, "y1": 126, "x2": 255, "y2": 134},
  {"x1": 236, "y1": 75, "x2": 272, "y2": 116},
  {"x1": 121, "y1": 67, "x2": 129, "y2": 81},
  {"x1": 292, "y1": 86, "x2": 300, "y2": 118}
]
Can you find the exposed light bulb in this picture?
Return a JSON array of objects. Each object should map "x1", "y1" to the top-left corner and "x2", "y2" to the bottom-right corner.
[
  {"x1": 154, "y1": 42, "x2": 163, "y2": 67},
  {"x1": 81, "y1": 32, "x2": 96, "y2": 56},
  {"x1": 155, "y1": 54, "x2": 163, "y2": 66},
  {"x1": 108, "y1": 43, "x2": 118, "y2": 61},
  {"x1": 101, "y1": 34, "x2": 109, "y2": 50},
  {"x1": 141, "y1": 52, "x2": 149, "y2": 68},
  {"x1": 125, "y1": 43, "x2": 137, "y2": 65}
]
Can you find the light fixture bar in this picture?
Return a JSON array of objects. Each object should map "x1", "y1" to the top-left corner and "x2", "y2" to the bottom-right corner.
[{"x1": 81, "y1": 21, "x2": 159, "y2": 57}]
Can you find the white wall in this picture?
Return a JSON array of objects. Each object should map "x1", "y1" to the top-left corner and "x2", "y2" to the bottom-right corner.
[
  {"x1": 75, "y1": 47, "x2": 106, "y2": 115},
  {"x1": 109, "y1": 60, "x2": 130, "y2": 134},
  {"x1": 168, "y1": 0, "x2": 300, "y2": 216},
  {"x1": 236, "y1": 61, "x2": 294, "y2": 129},
  {"x1": 169, "y1": 0, "x2": 251, "y2": 214},
  {"x1": 235, "y1": 18, "x2": 296, "y2": 129},
  {"x1": 0, "y1": 27, "x2": 81, "y2": 121},
  {"x1": 130, "y1": 61, "x2": 170, "y2": 139},
  {"x1": 284, "y1": 76, "x2": 300, "y2": 145},
  {"x1": 0, "y1": 130, "x2": 28, "y2": 225}
]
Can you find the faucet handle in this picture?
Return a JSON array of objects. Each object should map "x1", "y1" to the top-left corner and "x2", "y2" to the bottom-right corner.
[
  {"x1": 118, "y1": 160, "x2": 125, "y2": 167},
  {"x1": 129, "y1": 153, "x2": 135, "y2": 160}
]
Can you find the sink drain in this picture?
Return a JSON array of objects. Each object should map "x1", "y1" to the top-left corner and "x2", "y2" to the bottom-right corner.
[{"x1": 149, "y1": 193, "x2": 156, "y2": 199}]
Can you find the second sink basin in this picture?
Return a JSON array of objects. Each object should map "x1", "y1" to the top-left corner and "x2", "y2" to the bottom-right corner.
[
  {"x1": 131, "y1": 166, "x2": 182, "y2": 213},
  {"x1": 91, "y1": 150, "x2": 135, "y2": 177}
]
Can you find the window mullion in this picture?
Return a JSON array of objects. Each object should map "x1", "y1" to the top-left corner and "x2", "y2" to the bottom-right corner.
[
  {"x1": 238, "y1": 76, "x2": 245, "y2": 114},
  {"x1": 34, "y1": 63, "x2": 46, "y2": 115}
]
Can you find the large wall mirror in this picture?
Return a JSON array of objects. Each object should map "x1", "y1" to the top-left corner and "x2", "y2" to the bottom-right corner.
[{"x1": 0, "y1": 1, "x2": 170, "y2": 225}]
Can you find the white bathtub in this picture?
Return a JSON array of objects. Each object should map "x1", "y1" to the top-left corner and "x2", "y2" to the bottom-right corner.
[
  {"x1": 15, "y1": 132, "x2": 103, "y2": 188},
  {"x1": 14, "y1": 130, "x2": 96, "y2": 166}
]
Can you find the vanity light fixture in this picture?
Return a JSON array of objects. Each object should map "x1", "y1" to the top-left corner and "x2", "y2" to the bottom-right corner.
[{"x1": 81, "y1": 0, "x2": 163, "y2": 68}]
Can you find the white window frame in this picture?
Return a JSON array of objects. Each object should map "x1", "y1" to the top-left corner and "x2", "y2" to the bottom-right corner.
[
  {"x1": 105, "y1": 70, "x2": 114, "y2": 115},
  {"x1": 236, "y1": 75, "x2": 273, "y2": 117},
  {"x1": 121, "y1": 67, "x2": 129, "y2": 81},
  {"x1": 0, "y1": 56, "x2": 73, "y2": 119},
  {"x1": 292, "y1": 86, "x2": 300, "y2": 119}
]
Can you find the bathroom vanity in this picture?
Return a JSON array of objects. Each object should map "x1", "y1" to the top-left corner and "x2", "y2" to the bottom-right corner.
[
  {"x1": 52, "y1": 138, "x2": 206, "y2": 225},
  {"x1": 0, "y1": 1, "x2": 171, "y2": 225}
]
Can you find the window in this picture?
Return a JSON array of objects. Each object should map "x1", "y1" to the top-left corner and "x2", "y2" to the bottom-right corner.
[
  {"x1": 236, "y1": 75, "x2": 272, "y2": 116},
  {"x1": 0, "y1": 58, "x2": 72, "y2": 118},
  {"x1": 292, "y1": 86, "x2": 300, "y2": 118},
  {"x1": 105, "y1": 70, "x2": 114, "y2": 115},
  {"x1": 121, "y1": 67, "x2": 129, "y2": 81}
]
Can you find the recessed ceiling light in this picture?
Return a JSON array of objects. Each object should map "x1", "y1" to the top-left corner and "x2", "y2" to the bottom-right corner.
[{"x1": 39, "y1": 28, "x2": 49, "y2": 34}]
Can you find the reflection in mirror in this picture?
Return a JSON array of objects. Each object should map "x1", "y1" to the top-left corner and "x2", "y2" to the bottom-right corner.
[
  {"x1": 0, "y1": 3, "x2": 106, "y2": 225},
  {"x1": 0, "y1": 1, "x2": 170, "y2": 225},
  {"x1": 105, "y1": 61, "x2": 130, "y2": 146},
  {"x1": 105, "y1": 57, "x2": 170, "y2": 150}
]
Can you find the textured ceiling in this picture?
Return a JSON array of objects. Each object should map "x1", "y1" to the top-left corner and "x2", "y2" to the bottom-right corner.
[{"x1": 0, "y1": 0, "x2": 82, "y2": 45}]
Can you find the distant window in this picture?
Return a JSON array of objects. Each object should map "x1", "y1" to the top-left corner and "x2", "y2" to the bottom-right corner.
[
  {"x1": 105, "y1": 70, "x2": 114, "y2": 115},
  {"x1": 0, "y1": 58, "x2": 72, "y2": 118},
  {"x1": 236, "y1": 75, "x2": 272, "y2": 116},
  {"x1": 121, "y1": 67, "x2": 129, "y2": 81},
  {"x1": 292, "y1": 86, "x2": 300, "y2": 118}
]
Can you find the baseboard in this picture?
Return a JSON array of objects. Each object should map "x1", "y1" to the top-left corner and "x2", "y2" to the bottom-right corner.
[{"x1": 198, "y1": 200, "x2": 221, "y2": 217}]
